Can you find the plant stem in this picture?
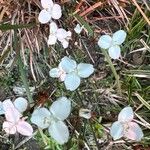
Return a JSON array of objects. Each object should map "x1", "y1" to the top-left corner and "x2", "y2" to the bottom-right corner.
[{"x1": 101, "y1": 48, "x2": 122, "y2": 95}]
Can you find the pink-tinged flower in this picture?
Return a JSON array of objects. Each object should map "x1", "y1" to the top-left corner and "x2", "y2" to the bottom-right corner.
[
  {"x1": 3, "y1": 107, "x2": 33, "y2": 136},
  {"x1": 110, "y1": 107, "x2": 143, "y2": 141},
  {"x1": 38, "y1": 0, "x2": 62, "y2": 24}
]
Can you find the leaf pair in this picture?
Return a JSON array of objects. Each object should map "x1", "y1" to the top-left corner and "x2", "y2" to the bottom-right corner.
[
  {"x1": 49, "y1": 56, "x2": 94, "y2": 91},
  {"x1": 31, "y1": 97, "x2": 71, "y2": 144}
]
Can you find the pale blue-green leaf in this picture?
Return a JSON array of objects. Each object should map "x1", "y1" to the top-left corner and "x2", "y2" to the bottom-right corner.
[
  {"x1": 124, "y1": 122, "x2": 143, "y2": 141},
  {"x1": 64, "y1": 73, "x2": 80, "y2": 91},
  {"x1": 98, "y1": 35, "x2": 112, "y2": 49},
  {"x1": 59, "y1": 56, "x2": 77, "y2": 73},
  {"x1": 50, "y1": 97, "x2": 71, "y2": 121},
  {"x1": 30, "y1": 107, "x2": 51, "y2": 129},
  {"x1": 77, "y1": 63, "x2": 94, "y2": 78},
  {"x1": 110, "y1": 121, "x2": 124, "y2": 140},
  {"x1": 112, "y1": 30, "x2": 126, "y2": 45},
  {"x1": 49, "y1": 68, "x2": 59, "y2": 78},
  {"x1": 118, "y1": 106, "x2": 134, "y2": 123},
  {"x1": 48, "y1": 121, "x2": 69, "y2": 144},
  {"x1": 108, "y1": 45, "x2": 121, "y2": 59},
  {"x1": 14, "y1": 97, "x2": 28, "y2": 113}
]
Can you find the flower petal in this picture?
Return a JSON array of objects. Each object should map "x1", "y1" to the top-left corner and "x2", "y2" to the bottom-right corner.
[
  {"x1": 74, "y1": 24, "x2": 83, "y2": 34},
  {"x1": 50, "y1": 22, "x2": 58, "y2": 34},
  {"x1": 48, "y1": 121, "x2": 69, "y2": 144},
  {"x1": 108, "y1": 45, "x2": 121, "y2": 59},
  {"x1": 110, "y1": 121, "x2": 124, "y2": 140},
  {"x1": 49, "y1": 68, "x2": 59, "y2": 78},
  {"x1": 3, "y1": 99, "x2": 15, "y2": 111},
  {"x1": 112, "y1": 30, "x2": 127, "y2": 45},
  {"x1": 61, "y1": 39, "x2": 69, "y2": 49},
  {"x1": 38, "y1": 10, "x2": 51, "y2": 24},
  {"x1": 98, "y1": 35, "x2": 112, "y2": 49},
  {"x1": 77, "y1": 63, "x2": 94, "y2": 78},
  {"x1": 56, "y1": 29, "x2": 68, "y2": 41},
  {"x1": 30, "y1": 107, "x2": 51, "y2": 129},
  {"x1": 50, "y1": 97, "x2": 71, "y2": 120},
  {"x1": 0, "y1": 102, "x2": 5, "y2": 115},
  {"x1": 14, "y1": 97, "x2": 28, "y2": 113},
  {"x1": 59, "y1": 56, "x2": 77, "y2": 73},
  {"x1": 124, "y1": 122, "x2": 143, "y2": 141},
  {"x1": 118, "y1": 106, "x2": 134, "y2": 123},
  {"x1": 64, "y1": 73, "x2": 81, "y2": 91},
  {"x1": 5, "y1": 107, "x2": 21, "y2": 123},
  {"x1": 52, "y1": 4, "x2": 62, "y2": 20},
  {"x1": 17, "y1": 120, "x2": 33, "y2": 136},
  {"x1": 48, "y1": 35, "x2": 57, "y2": 45},
  {"x1": 41, "y1": 0, "x2": 53, "y2": 9},
  {"x1": 3, "y1": 121, "x2": 17, "y2": 134}
]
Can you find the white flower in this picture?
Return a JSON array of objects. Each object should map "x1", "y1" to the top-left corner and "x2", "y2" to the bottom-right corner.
[
  {"x1": 49, "y1": 56, "x2": 94, "y2": 91},
  {"x1": 31, "y1": 97, "x2": 71, "y2": 144},
  {"x1": 48, "y1": 22, "x2": 71, "y2": 49},
  {"x1": 74, "y1": 24, "x2": 84, "y2": 34},
  {"x1": 1, "y1": 98, "x2": 32, "y2": 136},
  {"x1": 38, "y1": 0, "x2": 62, "y2": 24},
  {"x1": 98, "y1": 30, "x2": 127, "y2": 59},
  {"x1": 79, "y1": 108, "x2": 91, "y2": 119},
  {"x1": 110, "y1": 107, "x2": 143, "y2": 141}
]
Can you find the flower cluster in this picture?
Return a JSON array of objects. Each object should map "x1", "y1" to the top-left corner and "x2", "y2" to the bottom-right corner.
[
  {"x1": 49, "y1": 56, "x2": 94, "y2": 91},
  {"x1": 38, "y1": 0, "x2": 71, "y2": 48},
  {"x1": 31, "y1": 97, "x2": 71, "y2": 144},
  {"x1": 0, "y1": 97, "x2": 33, "y2": 136}
]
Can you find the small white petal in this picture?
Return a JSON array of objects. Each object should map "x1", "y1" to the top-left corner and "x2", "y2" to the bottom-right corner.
[
  {"x1": 41, "y1": 0, "x2": 53, "y2": 9},
  {"x1": 74, "y1": 24, "x2": 83, "y2": 34},
  {"x1": 124, "y1": 122, "x2": 143, "y2": 141},
  {"x1": 112, "y1": 30, "x2": 127, "y2": 45},
  {"x1": 64, "y1": 73, "x2": 81, "y2": 91},
  {"x1": 3, "y1": 99, "x2": 15, "y2": 112},
  {"x1": 31, "y1": 107, "x2": 51, "y2": 129},
  {"x1": 59, "y1": 56, "x2": 77, "y2": 73},
  {"x1": 77, "y1": 63, "x2": 94, "y2": 78},
  {"x1": 79, "y1": 108, "x2": 91, "y2": 119},
  {"x1": 52, "y1": 4, "x2": 62, "y2": 20},
  {"x1": 38, "y1": 10, "x2": 51, "y2": 24},
  {"x1": 50, "y1": 22, "x2": 58, "y2": 34},
  {"x1": 49, "y1": 68, "x2": 60, "y2": 78},
  {"x1": 118, "y1": 107, "x2": 134, "y2": 123},
  {"x1": 3, "y1": 121, "x2": 17, "y2": 134},
  {"x1": 50, "y1": 97, "x2": 71, "y2": 120},
  {"x1": 48, "y1": 121, "x2": 69, "y2": 144},
  {"x1": 0, "y1": 102, "x2": 5, "y2": 115},
  {"x1": 110, "y1": 121, "x2": 124, "y2": 140},
  {"x1": 98, "y1": 35, "x2": 112, "y2": 49},
  {"x1": 108, "y1": 45, "x2": 121, "y2": 59},
  {"x1": 61, "y1": 40, "x2": 69, "y2": 49},
  {"x1": 56, "y1": 29, "x2": 68, "y2": 41},
  {"x1": 48, "y1": 35, "x2": 57, "y2": 45},
  {"x1": 14, "y1": 97, "x2": 28, "y2": 113}
]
